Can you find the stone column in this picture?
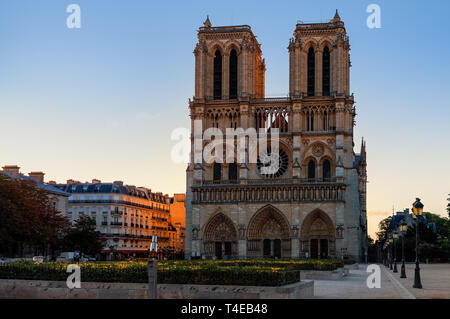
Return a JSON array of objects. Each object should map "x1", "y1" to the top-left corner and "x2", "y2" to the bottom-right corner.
[
  {"x1": 147, "y1": 259, "x2": 157, "y2": 299},
  {"x1": 270, "y1": 240, "x2": 274, "y2": 257},
  {"x1": 289, "y1": 44, "x2": 294, "y2": 95},
  {"x1": 294, "y1": 44, "x2": 301, "y2": 95},
  {"x1": 206, "y1": 53, "x2": 214, "y2": 99},
  {"x1": 223, "y1": 52, "x2": 230, "y2": 99},
  {"x1": 239, "y1": 102, "x2": 249, "y2": 181},
  {"x1": 238, "y1": 223, "x2": 247, "y2": 258},
  {"x1": 315, "y1": 48, "x2": 322, "y2": 96}
]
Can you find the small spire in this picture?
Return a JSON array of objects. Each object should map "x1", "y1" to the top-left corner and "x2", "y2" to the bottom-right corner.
[
  {"x1": 333, "y1": 9, "x2": 341, "y2": 22},
  {"x1": 203, "y1": 15, "x2": 212, "y2": 28},
  {"x1": 360, "y1": 137, "x2": 366, "y2": 162}
]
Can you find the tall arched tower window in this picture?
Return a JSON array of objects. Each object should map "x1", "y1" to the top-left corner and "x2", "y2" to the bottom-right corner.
[
  {"x1": 323, "y1": 160, "x2": 331, "y2": 179},
  {"x1": 322, "y1": 46, "x2": 330, "y2": 96},
  {"x1": 213, "y1": 50, "x2": 222, "y2": 100},
  {"x1": 213, "y1": 163, "x2": 222, "y2": 181},
  {"x1": 229, "y1": 49, "x2": 238, "y2": 99},
  {"x1": 307, "y1": 47, "x2": 315, "y2": 96},
  {"x1": 308, "y1": 160, "x2": 316, "y2": 179}
]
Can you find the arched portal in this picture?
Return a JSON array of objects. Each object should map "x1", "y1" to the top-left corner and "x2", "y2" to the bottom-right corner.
[
  {"x1": 247, "y1": 205, "x2": 291, "y2": 258},
  {"x1": 203, "y1": 213, "x2": 238, "y2": 259},
  {"x1": 300, "y1": 210, "x2": 336, "y2": 259}
]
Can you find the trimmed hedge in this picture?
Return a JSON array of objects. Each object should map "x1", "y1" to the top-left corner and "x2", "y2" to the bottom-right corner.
[
  {"x1": 0, "y1": 258, "x2": 353, "y2": 286},
  {"x1": 0, "y1": 261, "x2": 299, "y2": 286}
]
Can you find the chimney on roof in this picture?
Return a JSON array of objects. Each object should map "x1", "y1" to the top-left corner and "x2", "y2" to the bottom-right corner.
[
  {"x1": 92, "y1": 179, "x2": 101, "y2": 184},
  {"x1": 28, "y1": 171, "x2": 45, "y2": 184},
  {"x1": 66, "y1": 179, "x2": 80, "y2": 184},
  {"x1": 113, "y1": 181, "x2": 123, "y2": 186},
  {"x1": 174, "y1": 193, "x2": 186, "y2": 202},
  {"x1": 48, "y1": 181, "x2": 56, "y2": 184},
  {"x1": 2, "y1": 165, "x2": 21, "y2": 179}
]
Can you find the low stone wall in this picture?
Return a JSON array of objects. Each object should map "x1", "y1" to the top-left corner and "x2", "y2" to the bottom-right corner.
[
  {"x1": 344, "y1": 263, "x2": 359, "y2": 270},
  {"x1": 301, "y1": 267, "x2": 345, "y2": 280},
  {"x1": 0, "y1": 279, "x2": 314, "y2": 299}
]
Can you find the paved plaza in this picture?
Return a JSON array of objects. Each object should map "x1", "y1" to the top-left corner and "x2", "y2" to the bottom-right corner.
[{"x1": 313, "y1": 263, "x2": 450, "y2": 299}]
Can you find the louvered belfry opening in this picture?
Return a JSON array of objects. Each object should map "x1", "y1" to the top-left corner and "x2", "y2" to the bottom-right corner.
[
  {"x1": 322, "y1": 46, "x2": 330, "y2": 96},
  {"x1": 307, "y1": 47, "x2": 315, "y2": 96},
  {"x1": 229, "y1": 49, "x2": 238, "y2": 99},
  {"x1": 213, "y1": 50, "x2": 222, "y2": 99}
]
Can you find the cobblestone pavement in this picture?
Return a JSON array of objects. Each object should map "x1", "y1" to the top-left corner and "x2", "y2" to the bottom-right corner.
[
  {"x1": 384, "y1": 263, "x2": 450, "y2": 299},
  {"x1": 312, "y1": 263, "x2": 450, "y2": 299}
]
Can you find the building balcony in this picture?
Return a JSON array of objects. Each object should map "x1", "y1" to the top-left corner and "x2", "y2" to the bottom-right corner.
[
  {"x1": 101, "y1": 221, "x2": 108, "y2": 226},
  {"x1": 110, "y1": 222, "x2": 122, "y2": 226}
]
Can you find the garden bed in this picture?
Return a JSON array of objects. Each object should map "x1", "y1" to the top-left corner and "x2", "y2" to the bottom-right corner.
[{"x1": 0, "y1": 259, "x2": 353, "y2": 287}]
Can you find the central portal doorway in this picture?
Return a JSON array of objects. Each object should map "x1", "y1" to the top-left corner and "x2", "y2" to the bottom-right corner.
[
  {"x1": 215, "y1": 242, "x2": 222, "y2": 259},
  {"x1": 310, "y1": 239, "x2": 319, "y2": 259},
  {"x1": 320, "y1": 239, "x2": 328, "y2": 258},
  {"x1": 274, "y1": 239, "x2": 281, "y2": 258},
  {"x1": 263, "y1": 239, "x2": 271, "y2": 257}
]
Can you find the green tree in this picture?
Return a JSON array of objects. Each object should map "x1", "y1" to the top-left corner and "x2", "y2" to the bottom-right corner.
[
  {"x1": 368, "y1": 236, "x2": 375, "y2": 245},
  {"x1": 0, "y1": 174, "x2": 69, "y2": 257},
  {"x1": 447, "y1": 194, "x2": 450, "y2": 219},
  {"x1": 63, "y1": 216, "x2": 102, "y2": 257},
  {"x1": 376, "y1": 211, "x2": 450, "y2": 261},
  {"x1": 376, "y1": 216, "x2": 392, "y2": 244}
]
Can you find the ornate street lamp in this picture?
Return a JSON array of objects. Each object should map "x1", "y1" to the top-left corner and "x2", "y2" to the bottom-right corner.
[
  {"x1": 388, "y1": 233, "x2": 393, "y2": 270},
  {"x1": 393, "y1": 230, "x2": 398, "y2": 273},
  {"x1": 412, "y1": 198, "x2": 424, "y2": 289},
  {"x1": 400, "y1": 220, "x2": 407, "y2": 278}
]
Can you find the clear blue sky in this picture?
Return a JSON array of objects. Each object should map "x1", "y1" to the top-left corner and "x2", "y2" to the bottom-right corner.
[{"x1": 1, "y1": 0, "x2": 449, "y2": 238}]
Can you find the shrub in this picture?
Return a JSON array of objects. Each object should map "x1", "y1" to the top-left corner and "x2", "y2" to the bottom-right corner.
[
  {"x1": 0, "y1": 261, "x2": 299, "y2": 286},
  {"x1": 0, "y1": 258, "x2": 347, "y2": 286}
]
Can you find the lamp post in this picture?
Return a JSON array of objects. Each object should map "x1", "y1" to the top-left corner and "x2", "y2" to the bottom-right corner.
[
  {"x1": 400, "y1": 219, "x2": 407, "y2": 278},
  {"x1": 393, "y1": 230, "x2": 398, "y2": 273},
  {"x1": 388, "y1": 233, "x2": 392, "y2": 270},
  {"x1": 412, "y1": 198, "x2": 423, "y2": 289},
  {"x1": 109, "y1": 245, "x2": 115, "y2": 261}
]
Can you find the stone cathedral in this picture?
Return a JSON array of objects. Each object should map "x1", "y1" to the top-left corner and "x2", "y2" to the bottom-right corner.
[{"x1": 185, "y1": 12, "x2": 368, "y2": 261}]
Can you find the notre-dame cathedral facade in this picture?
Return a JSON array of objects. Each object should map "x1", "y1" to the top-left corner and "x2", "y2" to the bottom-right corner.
[{"x1": 185, "y1": 11, "x2": 368, "y2": 261}]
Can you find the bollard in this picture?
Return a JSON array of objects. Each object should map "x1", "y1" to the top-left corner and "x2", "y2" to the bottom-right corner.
[{"x1": 147, "y1": 259, "x2": 158, "y2": 299}]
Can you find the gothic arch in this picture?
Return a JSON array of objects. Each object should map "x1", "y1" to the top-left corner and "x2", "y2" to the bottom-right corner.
[
  {"x1": 303, "y1": 141, "x2": 334, "y2": 160},
  {"x1": 300, "y1": 209, "x2": 336, "y2": 258},
  {"x1": 203, "y1": 212, "x2": 238, "y2": 258},
  {"x1": 207, "y1": 41, "x2": 225, "y2": 56},
  {"x1": 247, "y1": 205, "x2": 291, "y2": 258},
  {"x1": 303, "y1": 40, "x2": 318, "y2": 53},
  {"x1": 224, "y1": 40, "x2": 241, "y2": 56},
  {"x1": 318, "y1": 39, "x2": 334, "y2": 52},
  {"x1": 302, "y1": 156, "x2": 317, "y2": 179},
  {"x1": 319, "y1": 155, "x2": 334, "y2": 179}
]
